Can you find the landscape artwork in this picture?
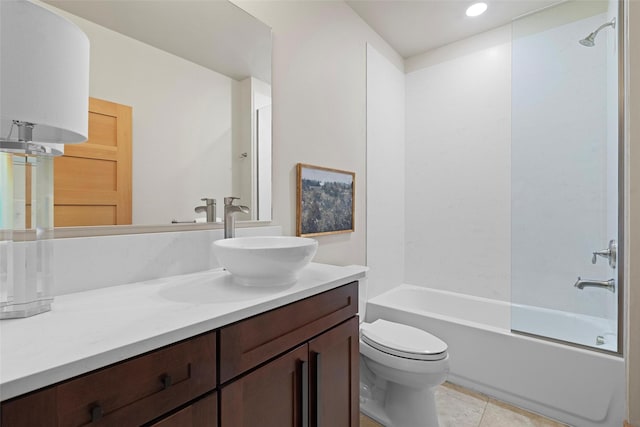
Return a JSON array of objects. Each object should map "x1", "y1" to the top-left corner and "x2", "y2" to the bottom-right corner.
[{"x1": 296, "y1": 163, "x2": 355, "y2": 237}]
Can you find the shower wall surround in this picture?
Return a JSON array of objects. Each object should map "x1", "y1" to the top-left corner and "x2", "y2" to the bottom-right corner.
[
  {"x1": 403, "y1": 5, "x2": 618, "y2": 321},
  {"x1": 511, "y1": 6, "x2": 617, "y2": 321},
  {"x1": 404, "y1": 26, "x2": 512, "y2": 302}
]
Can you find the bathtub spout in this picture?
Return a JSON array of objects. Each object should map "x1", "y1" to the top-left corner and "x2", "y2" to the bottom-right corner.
[{"x1": 574, "y1": 277, "x2": 615, "y2": 293}]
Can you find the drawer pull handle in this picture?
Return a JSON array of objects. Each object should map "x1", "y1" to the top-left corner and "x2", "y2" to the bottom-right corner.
[
  {"x1": 90, "y1": 404, "x2": 103, "y2": 422},
  {"x1": 301, "y1": 360, "x2": 309, "y2": 427},
  {"x1": 315, "y1": 352, "x2": 322, "y2": 427},
  {"x1": 162, "y1": 374, "x2": 173, "y2": 389}
]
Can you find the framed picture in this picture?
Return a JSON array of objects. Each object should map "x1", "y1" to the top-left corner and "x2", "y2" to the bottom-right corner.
[{"x1": 296, "y1": 163, "x2": 355, "y2": 237}]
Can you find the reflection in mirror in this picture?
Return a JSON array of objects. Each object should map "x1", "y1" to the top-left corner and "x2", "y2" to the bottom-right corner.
[{"x1": 41, "y1": 0, "x2": 272, "y2": 227}]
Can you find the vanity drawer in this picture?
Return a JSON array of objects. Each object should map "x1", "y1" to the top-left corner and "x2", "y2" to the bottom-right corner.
[
  {"x1": 57, "y1": 331, "x2": 216, "y2": 426},
  {"x1": 1, "y1": 331, "x2": 216, "y2": 427},
  {"x1": 219, "y1": 281, "x2": 358, "y2": 383},
  {"x1": 148, "y1": 392, "x2": 217, "y2": 427}
]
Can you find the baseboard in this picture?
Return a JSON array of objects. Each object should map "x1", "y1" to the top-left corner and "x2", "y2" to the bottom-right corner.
[{"x1": 625, "y1": 420, "x2": 637, "y2": 427}]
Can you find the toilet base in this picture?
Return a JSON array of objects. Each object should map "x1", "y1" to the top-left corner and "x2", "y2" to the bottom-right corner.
[
  {"x1": 360, "y1": 379, "x2": 440, "y2": 427},
  {"x1": 360, "y1": 394, "x2": 391, "y2": 426},
  {"x1": 386, "y1": 383, "x2": 439, "y2": 427}
]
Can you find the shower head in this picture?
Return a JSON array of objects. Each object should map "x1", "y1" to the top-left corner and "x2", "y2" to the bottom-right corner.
[
  {"x1": 579, "y1": 18, "x2": 616, "y2": 47},
  {"x1": 579, "y1": 33, "x2": 596, "y2": 47}
]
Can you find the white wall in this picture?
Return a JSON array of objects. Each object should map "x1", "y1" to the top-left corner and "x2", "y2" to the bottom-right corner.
[
  {"x1": 233, "y1": 1, "x2": 403, "y2": 266},
  {"x1": 45, "y1": 5, "x2": 235, "y2": 225},
  {"x1": 404, "y1": 26, "x2": 512, "y2": 302},
  {"x1": 366, "y1": 44, "x2": 405, "y2": 299}
]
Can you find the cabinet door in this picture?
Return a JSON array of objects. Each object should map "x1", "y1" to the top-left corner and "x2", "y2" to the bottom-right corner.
[
  {"x1": 149, "y1": 392, "x2": 217, "y2": 427},
  {"x1": 309, "y1": 317, "x2": 359, "y2": 427},
  {"x1": 220, "y1": 344, "x2": 309, "y2": 427}
]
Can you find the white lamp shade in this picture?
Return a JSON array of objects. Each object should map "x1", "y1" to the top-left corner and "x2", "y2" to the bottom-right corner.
[{"x1": 0, "y1": 0, "x2": 89, "y2": 144}]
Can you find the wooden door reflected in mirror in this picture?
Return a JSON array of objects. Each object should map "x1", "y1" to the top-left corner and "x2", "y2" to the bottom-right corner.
[{"x1": 54, "y1": 97, "x2": 132, "y2": 227}]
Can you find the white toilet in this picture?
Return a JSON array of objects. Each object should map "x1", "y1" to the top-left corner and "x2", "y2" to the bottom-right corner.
[{"x1": 359, "y1": 285, "x2": 449, "y2": 427}]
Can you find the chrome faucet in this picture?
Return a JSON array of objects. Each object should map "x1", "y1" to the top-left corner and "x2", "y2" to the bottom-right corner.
[
  {"x1": 224, "y1": 197, "x2": 249, "y2": 238},
  {"x1": 591, "y1": 240, "x2": 617, "y2": 268},
  {"x1": 574, "y1": 277, "x2": 616, "y2": 293},
  {"x1": 195, "y1": 198, "x2": 216, "y2": 223}
]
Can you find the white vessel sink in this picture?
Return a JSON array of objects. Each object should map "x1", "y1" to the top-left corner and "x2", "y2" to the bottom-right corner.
[{"x1": 212, "y1": 236, "x2": 318, "y2": 286}]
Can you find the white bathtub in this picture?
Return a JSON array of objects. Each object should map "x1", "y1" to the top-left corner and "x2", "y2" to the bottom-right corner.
[
  {"x1": 366, "y1": 284, "x2": 625, "y2": 427},
  {"x1": 512, "y1": 303, "x2": 618, "y2": 352}
]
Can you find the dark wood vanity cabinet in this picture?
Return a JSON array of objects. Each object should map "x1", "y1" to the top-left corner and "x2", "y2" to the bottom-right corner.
[
  {"x1": 1, "y1": 281, "x2": 359, "y2": 427},
  {"x1": 1, "y1": 330, "x2": 217, "y2": 427},
  {"x1": 309, "y1": 316, "x2": 359, "y2": 427},
  {"x1": 218, "y1": 319, "x2": 359, "y2": 427},
  {"x1": 219, "y1": 281, "x2": 359, "y2": 427}
]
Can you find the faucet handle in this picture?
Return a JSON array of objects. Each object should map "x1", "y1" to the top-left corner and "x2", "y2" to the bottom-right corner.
[
  {"x1": 592, "y1": 251, "x2": 605, "y2": 264},
  {"x1": 224, "y1": 196, "x2": 240, "y2": 205},
  {"x1": 201, "y1": 198, "x2": 216, "y2": 206},
  {"x1": 591, "y1": 240, "x2": 617, "y2": 268}
]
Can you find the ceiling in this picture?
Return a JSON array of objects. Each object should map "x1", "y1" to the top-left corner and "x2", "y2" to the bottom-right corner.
[
  {"x1": 45, "y1": 0, "x2": 563, "y2": 75},
  {"x1": 345, "y1": 0, "x2": 560, "y2": 58}
]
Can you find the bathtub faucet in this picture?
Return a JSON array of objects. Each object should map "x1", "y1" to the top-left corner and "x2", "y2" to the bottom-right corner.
[{"x1": 573, "y1": 277, "x2": 615, "y2": 293}]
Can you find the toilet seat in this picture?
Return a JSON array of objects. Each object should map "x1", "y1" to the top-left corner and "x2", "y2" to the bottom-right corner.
[{"x1": 361, "y1": 319, "x2": 448, "y2": 361}]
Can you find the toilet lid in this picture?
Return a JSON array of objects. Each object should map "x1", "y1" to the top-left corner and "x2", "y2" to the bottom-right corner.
[{"x1": 361, "y1": 319, "x2": 448, "y2": 361}]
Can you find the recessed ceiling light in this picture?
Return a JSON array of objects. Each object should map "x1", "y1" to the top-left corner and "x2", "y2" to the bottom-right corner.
[{"x1": 466, "y1": 2, "x2": 488, "y2": 17}]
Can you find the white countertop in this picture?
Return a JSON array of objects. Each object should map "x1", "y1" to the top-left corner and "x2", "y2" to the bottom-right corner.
[{"x1": 0, "y1": 263, "x2": 366, "y2": 401}]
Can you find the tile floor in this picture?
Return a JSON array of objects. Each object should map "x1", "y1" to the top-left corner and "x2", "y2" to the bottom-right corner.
[{"x1": 360, "y1": 382, "x2": 569, "y2": 427}]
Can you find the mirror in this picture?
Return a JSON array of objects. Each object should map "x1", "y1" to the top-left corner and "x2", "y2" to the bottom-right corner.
[{"x1": 42, "y1": 0, "x2": 272, "y2": 226}]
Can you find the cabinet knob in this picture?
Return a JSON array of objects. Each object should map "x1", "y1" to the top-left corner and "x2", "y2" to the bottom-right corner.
[
  {"x1": 90, "y1": 404, "x2": 103, "y2": 422},
  {"x1": 162, "y1": 374, "x2": 173, "y2": 389}
]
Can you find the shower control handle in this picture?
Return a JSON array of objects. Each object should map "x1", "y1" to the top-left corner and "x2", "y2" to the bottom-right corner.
[
  {"x1": 591, "y1": 250, "x2": 610, "y2": 264},
  {"x1": 591, "y1": 240, "x2": 617, "y2": 268}
]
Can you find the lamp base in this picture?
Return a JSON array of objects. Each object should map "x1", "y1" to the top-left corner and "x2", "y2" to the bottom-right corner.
[{"x1": 0, "y1": 299, "x2": 52, "y2": 319}]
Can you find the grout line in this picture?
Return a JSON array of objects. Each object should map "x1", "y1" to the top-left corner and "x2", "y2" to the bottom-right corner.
[{"x1": 476, "y1": 400, "x2": 489, "y2": 427}]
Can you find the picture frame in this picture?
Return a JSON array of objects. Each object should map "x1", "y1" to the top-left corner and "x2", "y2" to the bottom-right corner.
[{"x1": 296, "y1": 163, "x2": 355, "y2": 237}]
